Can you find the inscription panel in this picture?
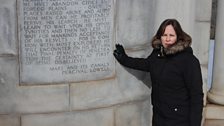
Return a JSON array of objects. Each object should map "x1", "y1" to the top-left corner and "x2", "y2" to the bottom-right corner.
[{"x1": 19, "y1": 0, "x2": 115, "y2": 84}]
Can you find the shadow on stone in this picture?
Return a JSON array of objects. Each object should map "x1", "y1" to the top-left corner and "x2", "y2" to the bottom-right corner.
[{"x1": 124, "y1": 67, "x2": 152, "y2": 88}]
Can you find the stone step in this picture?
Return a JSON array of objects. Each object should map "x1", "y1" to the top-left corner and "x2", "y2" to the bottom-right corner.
[
  {"x1": 205, "y1": 104, "x2": 224, "y2": 119},
  {"x1": 204, "y1": 119, "x2": 224, "y2": 126},
  {"x1": 203, "y1": 104, "x2": 224, "y2": 126}
]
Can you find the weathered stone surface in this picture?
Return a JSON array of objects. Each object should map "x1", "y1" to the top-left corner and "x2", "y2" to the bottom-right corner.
[
  {"x1": 0, "y1": 0, "x2": 213, "y2": 126},
  {"x1": 193, "y1": 22, "x2": 211, "y2": 105},
  {"x1": 204, "y1": 119, "x2": 224, "y2": 126},
  {"x1": 0, "y1": 115, "x2": 20, "y2": 126},
  {"x1": 0, "y1": 57, "x2": 19, "y2": 114},
  {"x1": 195, "y1": 0, "x2": 212, "y2": 21},
  {"x1": 205, "y1": 104, "x2": 224, "y2": 119},
  {"x1": 0, "y1": 57, "x2": 69, "y2": 114},
  {"x1": 115, "y1": 100, "x2": 151, "y2": 126},
  {"x1": 192, "y1": 22, "x2": 211, "y2": 65},
  {"x1": 71, "y1": 52, "x2": 151, "y2": 110},
  {"x1": 71, "y1": 79, "x2": 123, "y2": 110},
  {"x1": 18, "y1": 0, "x2": 115, "y2": 85},
  {"x1": 22, "y1": 108, "x2": 114, "y2": 126},
  {"x1": 0, "y1": 0, "x2": 17, "y2": 55},
  {"x1": 116, "y1": 0, "x2": 155, "y2": 48},
  {"x1": 154, "y1": 0, "x2": 194, "y2": 34}
]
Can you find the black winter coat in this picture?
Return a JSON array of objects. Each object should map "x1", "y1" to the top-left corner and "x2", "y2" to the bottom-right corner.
[{"x1": 116, "y1": 46, "x2": 203, "y2": 126}]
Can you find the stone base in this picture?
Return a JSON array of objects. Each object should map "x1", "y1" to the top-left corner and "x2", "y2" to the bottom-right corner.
[
  {"x1": 203, "y1": 104, "x2": 224, "y2": 126},
  {"x1": 205, "y1": 104, "x2": 224, "y2": 119},
  {"x1": 204, "y1": 119, "x2": 224, "y2": 126}
]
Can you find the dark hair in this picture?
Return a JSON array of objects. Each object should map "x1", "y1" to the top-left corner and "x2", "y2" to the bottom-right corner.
[{"x1": 151, "y1": 19, "x2": 191, "y2": 49}]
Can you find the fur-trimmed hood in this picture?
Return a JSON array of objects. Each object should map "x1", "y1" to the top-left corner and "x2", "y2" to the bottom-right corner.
[{"x1": 152, "y1": 39, "x2": 191, "y2": 56}]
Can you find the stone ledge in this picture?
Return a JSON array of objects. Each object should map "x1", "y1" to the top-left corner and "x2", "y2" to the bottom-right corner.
[
  {"x1": 204, "y1": 104, "x2": 224, "y2": 119},
  {"x1": 204, "y1": 119, "x2": 224, "y2": 126}
]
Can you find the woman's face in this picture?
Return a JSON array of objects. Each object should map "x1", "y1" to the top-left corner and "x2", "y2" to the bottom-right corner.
[{"x1": 161, "y1": 25, "x2": 177, "y2": 48}]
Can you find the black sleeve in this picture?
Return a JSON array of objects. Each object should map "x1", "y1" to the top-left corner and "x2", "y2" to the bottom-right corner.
[
  {"x1": 115, "y1": 53, "x2": 152, "y2": 72},
  {"x1": 184, "y1": 57, "x2": 204, "y2": 126}
]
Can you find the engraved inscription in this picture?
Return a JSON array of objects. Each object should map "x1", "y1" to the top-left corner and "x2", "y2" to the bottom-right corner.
[{"x1": 19, "y1": 0, "x2": 114, "y2": 84}]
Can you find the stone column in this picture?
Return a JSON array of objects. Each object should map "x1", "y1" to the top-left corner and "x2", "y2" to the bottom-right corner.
[{"x1": 207, "y1": 0, "x2": 224, "y2": 105}]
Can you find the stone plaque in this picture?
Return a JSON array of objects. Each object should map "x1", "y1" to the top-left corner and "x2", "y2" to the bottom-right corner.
[{"x1": 19, "y1": 0, "x2": 115, "y2": 85}]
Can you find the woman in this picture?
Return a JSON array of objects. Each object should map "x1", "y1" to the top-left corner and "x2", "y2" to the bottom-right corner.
[{"x1": 113, "y1": 19, "x2": 203, "y2": 126}]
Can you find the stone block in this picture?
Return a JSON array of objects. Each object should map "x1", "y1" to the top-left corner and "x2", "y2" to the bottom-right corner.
[
  {"x1": 0, "y1": 57, "x2": 69, "y2": 114},
  {"x1": 22, "y1": 108, "x2": 114, "y2": 126},
  {"x1": 71, "y1": 49, "x2": 151, "y2": 110},
  {"x1": 115, "y1": 100, "x2": 151, "y2": 126},
  {"x1": 11, "y1": 85, "x2": 69, "y2": 114},
  {"x1": 70, "y1": 79, "x2": 123, "y2": 110},
  {"x1": 204, "y1": 119, "x2": 224, "y2": 126},
  {"x1": 0, "y1": 57, "x2": 19, "y2": 114},
  {"x1": 0, "y1": 0, "x2": 17, "y2": 55},
  {"x1": 205, "y1": 104, "x2": 224, "y2": 119},
  {"x1": 192, "y1": 22, "x2": 210, "y2": 106},
  {"x1": 18, "y1": 0, "x2": 115, "y2": 85},
  {"x1": 0, "y1": 115, "x2": 20, "y2": 126},
  {"x1": 195, "y1": 0, "x2": 212, "y2": 21},
  {"x1": 70, "y1": 60, "x2": 151, "y2": 110},
  {"x1": 154, "y1": 0, "x2": 194, "y2": 34},
  {"x1": 116, "y1": 63, "x2": 151, "y2": 100},
  {"x1": 192, "y1": 22, "x2": 210, "y2": 64},
  {"x1": 116, "y1": 0, "x2": 155, "y2": 48}
]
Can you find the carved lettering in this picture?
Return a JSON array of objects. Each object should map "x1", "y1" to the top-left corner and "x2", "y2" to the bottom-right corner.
[{"x1": 19, "y1": 0, "x2": 114, "y2": 84}]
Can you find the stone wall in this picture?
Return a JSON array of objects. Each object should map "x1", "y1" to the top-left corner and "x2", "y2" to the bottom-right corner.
[
  {"x1": 0, "y1": 0, "x2": 153, "y2": 126},
  {"x1": 0, "y1": 0, "x2": 212, "y2": 126}
]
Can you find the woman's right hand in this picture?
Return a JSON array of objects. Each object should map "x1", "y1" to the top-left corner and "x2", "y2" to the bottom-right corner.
[{"x1": 113, "y1": 44, "x2": 127, "y2": 62}]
